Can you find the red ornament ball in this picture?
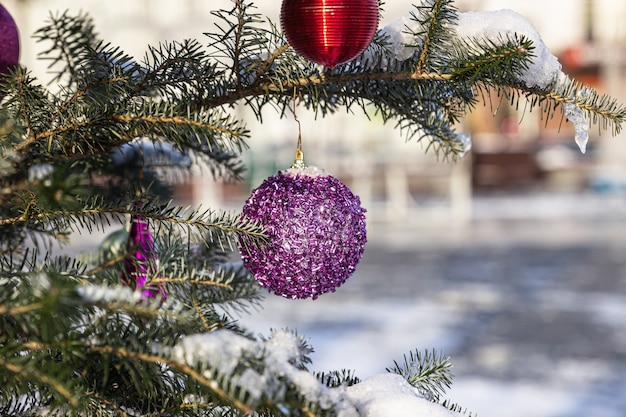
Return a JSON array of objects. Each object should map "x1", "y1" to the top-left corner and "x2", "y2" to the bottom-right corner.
[
  {"x1": 0, "y1": 4, "x2": 19, "y2": 77},
  {"x1": 280, "y1": 0, "x2": 379, "y2": 68},
  {"x1": 239, "y1": 166, "x2": 367, "y2": 300}
]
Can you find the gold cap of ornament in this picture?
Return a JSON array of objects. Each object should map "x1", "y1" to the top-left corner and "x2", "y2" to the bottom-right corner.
[{"x1": 291, "y1": 148, "x2": 306, "y2": 169}]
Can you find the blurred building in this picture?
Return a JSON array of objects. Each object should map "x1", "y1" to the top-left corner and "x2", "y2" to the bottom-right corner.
[
  {"x1": 4, "y1": 0, "x2": 626, "y2": 223},
  {"x1": 464, "y1": 0, "x2": 626, "y2": 196}
]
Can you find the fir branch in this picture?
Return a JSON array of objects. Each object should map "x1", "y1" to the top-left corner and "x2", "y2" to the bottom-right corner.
[
  {"x1": 206, "y1": 0, "x2": 274, "y2": 95},
  {"x1": 16, "y1": 339, "x2": 235, "y2": 414},
  {"x1": 449, "y1": 34, "x2": 535, "y2": 84},
  {"x1": 86, "y1": 252, "x2": 126, "y2": 276},
  {"x1": 414, "y1": 0, "x2": 457, "y2": 74},
  {"x1": 138, "y1": 203, "x2": 267, "y2": 248},
  {"x1": 86, "y1": 344, "x2": 255, "y2": 414},
  {"x1": 386, "y1": 349, "x2": 454, "y2": 401},
  {"x1": 0, "y1": 302, "x2": 45, "y2": 316},
  {"x1": 233, "y1": 0, "x2": 246, "y2": 90},
  {"x1": 441, "y1": 398, "x2": 476, "y2": 416},
  {"x1": 111, "y1": 112, "x2": 245, "y2": 151},
  {"x1": 84, "y1": 295, "x2": 187, "y2": 322},
  {"x1": 83, "y1": 390, "x2": 131, "y2": 417},
  {"x1": 0, "y1": 197, "x2": 267, "y2": 248},
  {"x1": 250, "y1": 43, "x2": 291, "y2": 85},
  {"x1": 542, "y1": 76, "x2": 626, "y2": 134},
  {"x1": 0, "y1": 355, "x2": 79, "y2": 408},
  {"x1": 13, "y1": 102, "x2": 248, "y2": 165},
  {"x1": 138, "y1": 38, "x2": 208, "y2": 97},
  {"x1": 316, "y1": 369, "x2": 361, "y2": 388},
  {"x1": 191, "y1": 298, "x2": 214, "y2": 332},
  {"x1": 154, "y1": 259, "x2": 262, "y2": 313},
  {"x1": 155, "y1": 276, "x2": 234, "y2": 290},
  {"x1": 55, "y1": 75, "x2": 129, "y2": 115},
  {"x1": 8, "y1": 70, "x2": 53, "y2": 152},
  {"x1": 2, "y1": 3, "x2": 626, "y2": 415},
  {"x1": 33, "y1": 10, "x2": 99, "y2": 85},
  {"x1": 203, "y1": 69, "x2": 453, "y2": 109}
]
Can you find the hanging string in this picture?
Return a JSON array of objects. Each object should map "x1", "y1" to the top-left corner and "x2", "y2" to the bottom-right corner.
[
  {"x1": 291, "y1": 88, "x2": 306, "y2": 169},
  {"x1": 132, "y1": 138, "x2": 146, "y2": 230},
  {"x1": 137, "y1": 139, "x2": 145, "y2": 198}
]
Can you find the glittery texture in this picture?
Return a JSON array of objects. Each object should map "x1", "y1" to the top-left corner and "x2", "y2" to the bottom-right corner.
[
  {"x1": 240, "y1": 166, "x2": 367, "y2": 299},
  {"x1": 0, "y1": 4, "x2": 19, "y2": 77},
  {"x1": 121, "y1": 214, "x2": 167, "y2": 301}
]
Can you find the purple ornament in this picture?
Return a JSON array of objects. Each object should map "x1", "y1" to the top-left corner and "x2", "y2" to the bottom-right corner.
[
  {"x1": 239, "y1": 166, "x2": 367, "y2": 299},
  {"x1": 0, "y1": 4, "x2": 19, "y2": 78},
  {"x1": 121, "y1": 214, "x2": 167, "y2": 301}
]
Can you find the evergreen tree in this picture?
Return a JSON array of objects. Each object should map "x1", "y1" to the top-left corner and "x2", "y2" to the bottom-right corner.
[{"x1": 0, "y1": 0, "x2": 624, "y2": 416}]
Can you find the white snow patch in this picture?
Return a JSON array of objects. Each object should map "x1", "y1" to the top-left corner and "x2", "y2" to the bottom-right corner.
[
  {"x1": 31, "y1": 273, "x2": 52, "y2": 298},
  {"x1": 380, "y1": 15, "x2": 422, "y2": 61},
  {"x1": 28, "y1": 163, "x2": 54, "y2": 181},
  {"x1": 379, "y1": 8, "x2": 593, "y2": 152},
  {"x1": 171, "y1": 331, "x2": 255, "y2": 374},
  {"x1": 455, "y1": 10, "x2": 561, "y2": 90},
  {"x1": 169, "y1": 329, "x2": 359, "y2": 413},
  {"x1": 237, "y1": 368, "x2": 266, "y2": 401},
  {"x1": 263, "y1": 330, "x2": 338, "y2": 406},
  {"x1": 264, "y1": 330, "x2": 303, "y2": 367},
  {"x1": 455, "y1": 133, "x2": 472, "y2": 157},
  {"x1": 77, "y1": 283, "x2": 141, "y2": 304},
  {"x1": 381, "y1": 9, "x2": 562, "y2": 90},
  {"x1": 345, "y1": 374, "x2": 461, "y2": 417}
]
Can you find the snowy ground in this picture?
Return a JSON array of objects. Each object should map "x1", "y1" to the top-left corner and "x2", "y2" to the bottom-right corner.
[{"x1": 238, "y1": 191, "x2": 626, "y2": 417}]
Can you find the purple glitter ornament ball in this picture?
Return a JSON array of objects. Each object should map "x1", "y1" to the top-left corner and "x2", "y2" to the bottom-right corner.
[
  {"x1": 0, "y1": 4, "x2": 19, "y2": 77},
  {"x1": 121, "y1": 214, "x2": 167, "y2": 301},
  {"x1": 240, "y1": 166, "x2": 367, "y2": 299}
]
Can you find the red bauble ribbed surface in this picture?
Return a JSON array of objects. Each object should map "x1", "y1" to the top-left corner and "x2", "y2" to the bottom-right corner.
[
  {"x1": 0, "y1": 3, "x2": 19, "y2": 77},
  {"x1": 281, "y1": 0, "x2": 379, "y2": 68}
]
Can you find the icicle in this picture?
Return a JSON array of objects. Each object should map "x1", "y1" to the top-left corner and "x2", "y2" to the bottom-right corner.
[
  {"x1": 564, "y1": 102, "x2": 589, "y2": 153},
  {"x1": 455, "y1": 133, "x2": 472, "y2": 157}
]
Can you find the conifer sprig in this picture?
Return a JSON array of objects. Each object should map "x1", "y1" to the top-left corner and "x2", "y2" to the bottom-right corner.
[
  {"x1": 33, "y1": 10, "x2": 98, "y2": 85},
  {"x1": 387, "y1": 349, "x2": 454, "y2": 401}
]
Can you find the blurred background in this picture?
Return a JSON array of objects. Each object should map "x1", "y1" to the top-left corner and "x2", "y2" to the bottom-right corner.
[{"x1": 4, "y1": 0, "x2": 626, "y2": 416}]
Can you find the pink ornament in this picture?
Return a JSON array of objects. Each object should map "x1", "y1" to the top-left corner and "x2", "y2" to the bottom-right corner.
[
  {"x1": 121, "y1": 214, "x2": 167, "y2": 301},
  {"x1": 239, "y1": 166, "x2": 367, "y2": 299},
  {"x1": 280, "y1": 0, "x2": 379, "y2": 67},
  {"x1": 0, "y1": 4, "x2": 19, "y2": 77}
]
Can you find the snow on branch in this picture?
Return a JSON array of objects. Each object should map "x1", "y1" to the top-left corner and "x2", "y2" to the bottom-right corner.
[
  {"x1": 168, "y1": 329, "x2": 464, "y2": 416},
  {"x1": 378, "y1": 7, "x2": 616, "y2": 153},
  {"x1": 455, "y1": 10, "x2": 594, "y2": 153},
  {"x1": 454, "y1": 10, "x2": 560, "y2": 90}
]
